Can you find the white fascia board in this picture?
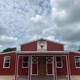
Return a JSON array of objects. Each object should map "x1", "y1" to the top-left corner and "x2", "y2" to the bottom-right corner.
[
  {"x1": 20, "y1": 38, "x2": 65, "y2": 46},
  {"x1": 16, "y1": 51, "x2": 69, "y2": 54}
]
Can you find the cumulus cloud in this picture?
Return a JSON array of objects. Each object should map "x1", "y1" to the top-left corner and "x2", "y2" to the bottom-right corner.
[
  {"x1": 27, "y1": 0, "x2": 36, "y2": 5},
  {"x1": 0, "y1": 0, "x2": 80, "y2": 51},
  {"x1": 0, "y1": 21, "x2": 8, "y2": 36},
  {"x1": 51, "y1": 0, "x2": 80, "y2": 25},
  {"x1": 0, "y1": 35, "x2": 17, "y2": 45},
  {"x1": 0, "y1": 20, "x2": 18, "y2": 46},
  {"x1": 30, "y1": 15, "x2": 47, "y2": 26}
]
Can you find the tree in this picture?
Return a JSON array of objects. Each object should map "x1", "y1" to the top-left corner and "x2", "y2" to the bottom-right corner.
[
  {"x1": 78, "y1": 46, "x2": 80, "y2": 51},
  {"x1": 1, "y1": 47, "x2": 16, "y2": 53}
]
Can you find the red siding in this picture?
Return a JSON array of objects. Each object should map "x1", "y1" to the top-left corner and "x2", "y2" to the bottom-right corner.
[
  {"x1": 69, "y1": 52, "x2": 80, "y2": 75},
  {"x1": 17, "y1": 54, "x2": 68, "y2": 75},
  {"x1": 32, "y1": 64, "x2": 37, "y2": 74},
  {"x1": 21, "y1": 41, "x2": 37, "y2": 51},
  {"x1": 21, "y1": 40, "x2": 64, "y2": 51},
  {"x1": 0, "y1": 53, "x2": 16, "y2": 75},
  {"x1": 18, "y1": 56, "x2": 28, "y2": 75},
  {"x1": 57, "y1": 56, "x2": 67, "y2": 75},
  {"x1": 47, "y1": 41, "x2": 64, "y2": 51},
  {"x1": 47, "y1": 64, "x2": 52, "y2": 74}
]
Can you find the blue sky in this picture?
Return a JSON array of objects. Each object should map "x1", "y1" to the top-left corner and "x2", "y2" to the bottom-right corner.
[{"x1": 0, "y1": 0, "x2": 80, "y2": 51}]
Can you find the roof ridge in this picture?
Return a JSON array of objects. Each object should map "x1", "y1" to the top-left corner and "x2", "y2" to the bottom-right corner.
[{"x1": 20, "y1": 38, "x2": 64, "y2": 45}]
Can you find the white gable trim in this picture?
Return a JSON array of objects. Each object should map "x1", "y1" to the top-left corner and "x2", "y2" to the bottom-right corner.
[{"x1": 20, "y1": 38, "x2": 65, "y2": 46}]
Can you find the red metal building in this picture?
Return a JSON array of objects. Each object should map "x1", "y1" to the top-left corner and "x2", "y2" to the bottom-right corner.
[{"x1": 0, "y1": 38, "x2": 80, "y2": 80}]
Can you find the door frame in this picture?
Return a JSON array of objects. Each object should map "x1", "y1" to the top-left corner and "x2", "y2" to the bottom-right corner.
[{"x1": 31, "y1": 55, "x2": 54, "y2": 75}]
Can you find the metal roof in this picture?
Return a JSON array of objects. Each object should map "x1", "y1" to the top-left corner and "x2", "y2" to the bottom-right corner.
[{"x1": 20, "y1": 38, "x2": 65, "y2": 46}]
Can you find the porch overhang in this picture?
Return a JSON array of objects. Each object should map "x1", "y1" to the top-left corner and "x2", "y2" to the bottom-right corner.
[{"x1": 16, "y1": 51, "x2": 69, "y2": 54}]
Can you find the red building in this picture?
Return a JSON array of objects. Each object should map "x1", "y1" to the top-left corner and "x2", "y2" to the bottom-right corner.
[{"x1": 0, "y1": 38, "x2": 80, "y2": 80}]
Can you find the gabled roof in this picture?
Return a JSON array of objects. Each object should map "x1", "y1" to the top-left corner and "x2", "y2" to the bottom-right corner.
[{"x1": 20, "y1": 38, "x2": 65, "y2": 46}]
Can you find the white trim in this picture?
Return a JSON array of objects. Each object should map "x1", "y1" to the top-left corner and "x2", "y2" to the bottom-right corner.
[
  {"x1": 74, "y1": 56, "x2": 80, "y2": 68},
  {"x1": 52, "y1": 56, "x2": 54, "y2": 76},
  {"x1": 29, "y1": 55, "x2": 31, "y2": 80},
  {"x1": 17, "y1": 55, "x2": 19, "y2": 78},
  {"x1": 54, "y1": 55, "x2": 57, "y2": 80},
  {"x1": 1, "y1": 50, "x2": 80, "y2": 55},
  {"x1": 31, "y1": 55, "x2": 53, "y2": 76},
  {"x1": 20, "y1": 38, "x2": 65, "y2": 46},
  {"x1": 17, "y1": 55, "x2": 30, "y2": 80},
  {"x1": 46, "y1": 57, "x2": 47, "y2": 75},
  {"x1": 66, "y1": 56, "x2": 68, "y2": 78},
  {"x1": 68, "y1": 54, "x2": 71, "y2": 80},
  {"x1": 22, "y1": 56, "x2": 28, "y2": 68},
  {"x1": 16, "y1": 51, "x2": 69, "y2": 54},
  {"x1": 30, "y1": 56, "x2": 32, "y2": 80},
  {"x1": 56, "y1": 56, "x2": 63, "y2": 68},
  {"x1": 14, "y1": 53, "x2": 17, "y2": 79},
  {"x1": 3, "y1": 56, "x2": 10, "y2": 68},
  {"x1": 0, "y1": 51, "x2": 16, "y2": 55},
  {"x1": 55, "y1": 55, "x2": 70, "y2": 80}
]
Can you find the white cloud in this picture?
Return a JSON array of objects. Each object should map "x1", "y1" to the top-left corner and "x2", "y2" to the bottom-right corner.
[
  {"x1": 0, "y1": 35, "x2": 18, "y2": 45},
  {"x1": 0, "y1": 0, "x2": 80, "y2": 52},
  {"x1": 27, "y1": 0, "x2": 36, "y2": 6},
  {"x1": 30, "y1": 15, "x2": 47, "y2": 25},
  {"x1": 51, "y1": 0, "x2": 80, "y2": 25},
  {"x1": 0, "y1": 45, "x2": 3, "y2": 48},
  {"x1": 46, "y1": 36, "x2": 59, "y2": 42}
]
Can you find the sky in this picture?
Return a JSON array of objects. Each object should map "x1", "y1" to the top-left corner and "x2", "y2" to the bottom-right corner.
[{"x1": 0, "y1": 0, "x2": 80, "y2": 51}]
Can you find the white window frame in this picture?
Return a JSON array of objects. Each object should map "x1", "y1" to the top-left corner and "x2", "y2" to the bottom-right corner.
[
  {"x1": 75, "y1": 56, "x2": 80, "y2": 68},
  {"x1": 22, "y1": 56, "x2": 28, "y2": 68},
  {"x1": 56, "y1": 56, "x2": 63, "y2": 68},
  {"x1": 3, "y1": 56, "x2": 10, "y2": 68}
]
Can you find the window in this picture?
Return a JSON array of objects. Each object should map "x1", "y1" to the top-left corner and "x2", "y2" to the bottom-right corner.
[
  {"x1": 22, "y1": 56, "x2": 28, "y2": 68},
  {"x1": 56, "y1": 56, "x2": 62, "y2": 68},
  {"x1": 3, "y1": 56, "x2": 10, "y2": 68},
  {"x1": 75, "y1": 57, "x2": 80, "y2": 68}
]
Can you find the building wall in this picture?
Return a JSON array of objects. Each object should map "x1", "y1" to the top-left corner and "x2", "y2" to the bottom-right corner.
[
  {"x1": 47, "y1": 41, "x2": 64, "y2": 51},
  {"x1": 0, "y1": 53, "x2": 16, "y2": 75},
  {"x1": 21, "y1": 40, "x2": 64, "y2": 51},
  {"x1": 0, "y1": 53, "x2": 68, "y2": 76},
  {"x1": 18, "y1": 55, "x2": 29, "y2": 75},
  {"x1": 56, "y1": 55, "x2": 67, "y2": 75},
  {"x1": 69, "y1": 52, "x2": 80, "y2": 75},
  {"x1": 21, "y1": 41, "x2": 37, "y2": 51}
]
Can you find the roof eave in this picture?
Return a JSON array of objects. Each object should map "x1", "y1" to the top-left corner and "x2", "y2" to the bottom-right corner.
[
  {"x1": 20, "y1": 38, "x2": 65, "y2": 46},
  {"x1": 16, "y1": 51, "x2": 69, "y2": 54}
]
